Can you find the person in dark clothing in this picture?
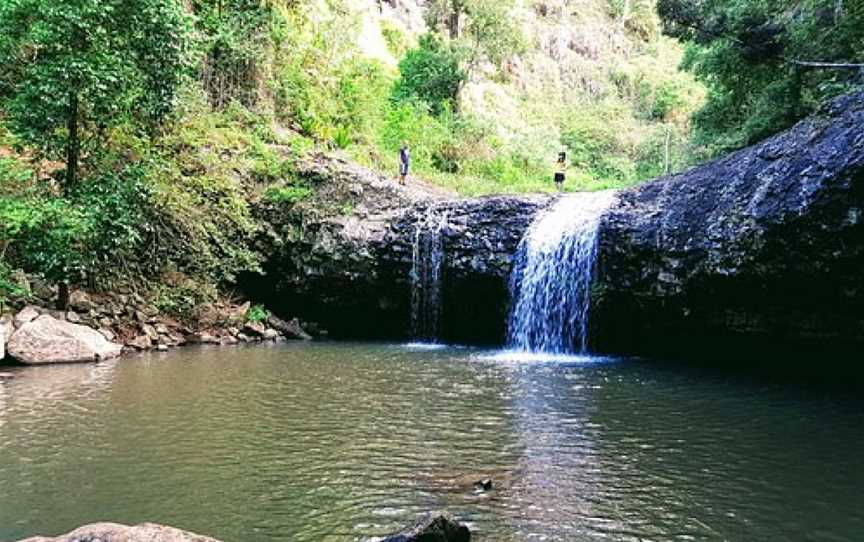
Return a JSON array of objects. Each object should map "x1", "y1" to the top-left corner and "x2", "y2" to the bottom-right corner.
[
  {"x1": 399, "y1": 142, "x2": 410, "y2": 185},
  {"x1": 554, "y1": 151, "x2": 567, "y2": 191}
]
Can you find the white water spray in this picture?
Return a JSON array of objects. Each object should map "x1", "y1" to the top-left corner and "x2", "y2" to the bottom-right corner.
[
  {"x1": 410, "y1": 206, "x2": 449, "y2": 342},
  {"x1": 507, "y1": 192, "x2": 616, "y2": 354}
]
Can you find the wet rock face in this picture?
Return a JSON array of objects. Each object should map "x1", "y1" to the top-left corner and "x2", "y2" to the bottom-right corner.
[
  {"x1": 250, "y1": 154, "x2": 550, "y2": 343},
  {"x1": 592, "y1": 91, "x2": 864, "y2": 357},
  {"x1": 253, "y1": 92, "x2": 864, "y2": 353},
  {"x1": 386, "y1": 196, "x2": 551, "y2": 343}
]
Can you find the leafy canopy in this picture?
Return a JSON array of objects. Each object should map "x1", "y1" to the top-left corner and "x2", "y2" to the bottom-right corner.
[
  {"x1": 0, "y1": 0, "x2": 192, "y2": 177},
  {"x1": 658, "y1": 0, "x2": 864, "y2": 154},
  {"x1": 394, "y1": 34, "x2": 466, "y2": 115}
]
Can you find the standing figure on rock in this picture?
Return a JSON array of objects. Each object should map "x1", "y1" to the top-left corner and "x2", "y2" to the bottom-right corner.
[
  {"x1": 399, "y1": 141, "x2": 411, "y2": 185},
  {"x1": 554, "y1": 151, "x2": 567, "y2": 191}
]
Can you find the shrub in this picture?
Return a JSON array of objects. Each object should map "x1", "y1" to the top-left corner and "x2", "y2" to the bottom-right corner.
[
  {"x1": 393, "y1": 34, "x2": 466, "y2": 115},
  {"x1": 246, "y1": 304, "x2": 269, "y2": 323}
]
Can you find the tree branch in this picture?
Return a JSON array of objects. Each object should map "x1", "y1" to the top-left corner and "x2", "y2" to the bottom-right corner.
[{"x1": 788, "y1": 60, "x2": 864, "y2": 69}]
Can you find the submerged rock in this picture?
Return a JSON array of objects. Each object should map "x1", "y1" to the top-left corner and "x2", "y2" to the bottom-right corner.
[
  {"x1": 379, "y1": 514, "x2": 471, "y2": 542},
  {"x1": 18, "y1": 522, "x2": 222, "y2": 542},
  {"x1": 8, "y1": 315, "x2": 123, "y2": 364}
]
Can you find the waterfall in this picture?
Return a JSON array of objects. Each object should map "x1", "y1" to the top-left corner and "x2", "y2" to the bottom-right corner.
[
  {"x1": 507, "y1": 192, "x2": 615, "y2": 354},
  {"x1": 410, "y1": 205, "x2": 449, "y2": 342}
]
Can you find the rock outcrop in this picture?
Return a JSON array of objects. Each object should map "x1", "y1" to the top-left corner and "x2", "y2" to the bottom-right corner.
[
  {"x1": 249, "y1": 153, "x2": 549, "y2": 342},
  {"x1": 378, "y1": 514, "x2": 471, "y2": 542},
  {"x1": 7, "y1": 315, "x2": 124, "y2": 364},
  {"x1": 592, "y1": 90, "x2": 864, "y2": 357},
  {"x1": 19, "y1": 522, "x2": 221, "y2": 542},
  {"x1": 251, "y1": 91, "x2": 864, "y2": 355}
]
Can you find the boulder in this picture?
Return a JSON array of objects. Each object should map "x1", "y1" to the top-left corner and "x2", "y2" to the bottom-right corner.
[
  {"x1": 242, "y1": 320, "x2": 267, "y2": 337},
  {"x1": 126, "y1": 335, "x2": 153, "y2": 350},
  {"x1": 379, "y1": 514, "x2": 471, "y2": 542},
  {"x1": 262, "y1": 328, "x2": 280, "y2": 341},
  {"x1": 7, "y1": 315, "x2": 123, "y2": 364},
  {"x1": 68, "y1": 290, "x2": 95, "y2": 312},
  {"x1": 267, "y1": 315, "x2": 313, "y2": 341},
  {"x1": 141, "y1": 323, "x2": 160, "y2": 341},
  {"x1": 14, "y1": 306, "x2": 41, "y2": 329},
  {"x1": 186, "y1": 332, "x2": 220, "y2": 345},
  {"x1": 19, "y1": 522, "x2": 222, "y2": 542},
  {"x1": 0, "y1": 318, "x2": 6, "y2": 360}
]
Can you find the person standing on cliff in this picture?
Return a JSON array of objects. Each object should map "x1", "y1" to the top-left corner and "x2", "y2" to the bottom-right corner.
[
  {"x1": 399, "y1": 142, "x2": 411, "y2": 185},
  {"x1": 554, "y1": 151, "x2": 567, "y2": 191}
]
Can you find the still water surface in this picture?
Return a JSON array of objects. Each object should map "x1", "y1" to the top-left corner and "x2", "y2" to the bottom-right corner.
[{"x1": 0, "y1": 343, "x2": 862, "y2": 541}]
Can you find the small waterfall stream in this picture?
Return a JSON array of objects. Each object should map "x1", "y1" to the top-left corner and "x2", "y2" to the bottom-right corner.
[
  {"x1": 410, "y1": 206, "x2": 449, "y2": 342},
  {"x1": 507, "y1": 192, "x2": 616, "y2": 354}
]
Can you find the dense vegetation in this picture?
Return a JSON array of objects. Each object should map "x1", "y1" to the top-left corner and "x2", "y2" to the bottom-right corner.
[
  {"x1": 0, "y1": 0, "x2": 860, "y2": 310},
  {"x1": 658, "y1": 0, "x2": 864, "y2": 155}
]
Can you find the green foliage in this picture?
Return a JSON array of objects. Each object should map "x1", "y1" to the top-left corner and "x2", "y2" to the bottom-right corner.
[
  {"x1": 459, "y1": 0, "x2": 526, "y2": 67},
  {"x1": 0, "y1": 162, "x2": 151, "y2": 286},
  {"x1": 0, "y1": 0, "x2": 192, "y2": 185},
  {"x1": 192, "y1": 0, "x2": 272, "y2": 108},
  {"x1": 153, "y1": 278, "x2": 217, "y2": 320},
  {"x1": 381, "y1": 20, "x2": 410, "y2": 58},
  {"x1": 658, "y1": 0, "x2": 864, "y2": 155},
  {"x1": 426, "y1": 0, "x2": 525, "y2": 69},
  {"x1": 263, "y1": 184, "x2": 313, "y2": 205},
  {"x1": 394, "y1": 34, "x2": 466, "y2": 115},
  {"x1": 0, "y1": 260, "x2": 26, "y2": 310},
  {"x1": 608, "y1": 0, "x2": 660, "y2": 41},
  {"x1": 245, "y1": 304, "x2": 269, "y2": 323}
]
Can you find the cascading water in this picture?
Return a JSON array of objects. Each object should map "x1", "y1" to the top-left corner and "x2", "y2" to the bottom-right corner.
[
  {"x1": 410, "y1": 205, "x2": 449, "y2": 342},
  {"x1": 507, "y1": 192, "x2": 616, "y2": 354}
]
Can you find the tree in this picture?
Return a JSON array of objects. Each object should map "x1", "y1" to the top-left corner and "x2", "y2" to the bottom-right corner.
[
  {"x1": 0, "y1": 0, "x2": 191, "y2": 192},
  {"x1": 394, "y1": 34, "x2": 466, "y2": 114},
  {"x1": 657, "y1": 0, "x2": 864, "y2": 154},
  {"x1": 426, "y1": 0, "x2": 525, "y2": 71}
]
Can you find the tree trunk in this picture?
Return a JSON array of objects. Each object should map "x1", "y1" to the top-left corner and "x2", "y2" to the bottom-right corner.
[
  {"x1": 65, "y1": 92, "x2": 79, "y2": 195},
  {"x1": 448, "y1": 0, "x2": 462, "y2": 39},
  {"x1": 56, "y1": 281, "x2": 70, "y2": 311}
]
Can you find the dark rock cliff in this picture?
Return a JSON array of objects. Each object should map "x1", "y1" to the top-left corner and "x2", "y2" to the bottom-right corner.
[
  {"x1": 593, "y1": 91, "x2": 864, "y2": 358},
  {"x1": 247, "y1": 91, "x2": 864, "y2": 355},
  {"x1": 245, "y1": 154, "x2": 550, "y2": 342}
]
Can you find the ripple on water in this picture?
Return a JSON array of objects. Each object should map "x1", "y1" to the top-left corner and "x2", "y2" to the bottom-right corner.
[{"x1": 0, "y1": 343, "x2": 862, "y2": 542}]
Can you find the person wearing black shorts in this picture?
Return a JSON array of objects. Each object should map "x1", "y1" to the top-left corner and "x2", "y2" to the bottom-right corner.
[{"x1": 554, "y1": 151, "x2": 567, "y2": 190}]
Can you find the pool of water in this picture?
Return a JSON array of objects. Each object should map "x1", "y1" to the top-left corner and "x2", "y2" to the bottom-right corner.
[{"x1": 0, "y1": 343, "x2": 862, "y2": 541}]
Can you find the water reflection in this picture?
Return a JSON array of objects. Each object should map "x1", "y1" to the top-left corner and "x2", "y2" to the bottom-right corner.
[{"x1": 0, "y1": 344, "x2": 861, "y2": 541}]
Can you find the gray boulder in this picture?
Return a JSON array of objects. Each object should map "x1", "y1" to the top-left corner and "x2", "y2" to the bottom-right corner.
[
  {"x1": 0, "y1": 319, "x2": 6, "y2": 361},
  {"x1": 68, "y1": 290, "x2": 95, "y2": 312},
  {"x1": 7, "y1": 315, "x2": 123, "y2": 364},
  {"x1": 18, "y1": 522, "x2": 222, "y2": 542},
  {"x1": 379, "y1": 514, "x2": 470, "y2": 542},
  {"x1": 14, "y1": 306, "x2": 40, "y2": 328}
]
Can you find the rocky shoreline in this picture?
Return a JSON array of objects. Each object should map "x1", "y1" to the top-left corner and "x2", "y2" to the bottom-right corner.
[
  {"x1": 17, "y1": 514, "x2": 470, "y2": 542},
  {"x1": 0, "y1": 280, "x2": 320, "y2": 366}
]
